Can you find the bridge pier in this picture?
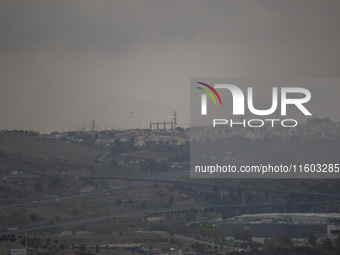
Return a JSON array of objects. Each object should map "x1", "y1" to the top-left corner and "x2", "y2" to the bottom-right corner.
[
  {"x1": 96, "y1": 179, "x2": 105, "y2": 191},
  {"x1": 124, "y1": 180, "x2": 131, "y2": 189}
]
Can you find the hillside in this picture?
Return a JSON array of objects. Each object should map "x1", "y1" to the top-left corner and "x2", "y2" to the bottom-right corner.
[{"x1": 0, "y1": 133, "x2": 101, "y2": 164}]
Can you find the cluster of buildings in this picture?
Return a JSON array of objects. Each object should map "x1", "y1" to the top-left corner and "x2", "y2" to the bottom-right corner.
[
  {"x1": 95, "y1": 129, "x2": 190, "y2": 147},
  {"x1": 44, "y1": 128, "x2": 190, "y2": 147},
  {"x1": 191, "y1": 119, "x2": 340, "y2": 141},
  {"x1": 41, "y1": 117, "x2": 340, "y2": 144},
  {"x1": 217, "y1": 213, "x2": 340, "y2": 245}
]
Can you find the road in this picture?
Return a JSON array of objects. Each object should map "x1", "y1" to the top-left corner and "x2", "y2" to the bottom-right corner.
[
  {"x1": 0, "y1": 171, "x2": 189, "y2": 212},
  {"x1": 131, "y1": 171, "x2": 188, "y2": 188},
  {"x1": 2, "y1": 210, "x2": 146, "y2": 234},
  {"x1": 137, "y1": 231, "x2": 214, "y2": 246}
]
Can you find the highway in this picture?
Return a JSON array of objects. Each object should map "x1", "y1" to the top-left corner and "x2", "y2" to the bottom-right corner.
[
  {"x1": 2, "y1": 210, "x2": 146, "y2": 234},
  {"x1": 81, "y1": 175, "x2": 340, "y2": 198},
  {"x1": 0, "y1": 171, "x2": 189, "y2": 212},
  {"x1": 2, "y1": 169, "x2": 340, "y2": 215},
  {"x1": 5, "y1": 198, "x2": 340, "y2": 235},
  {"x1": 2, "y1": 170, "x2": 340, "y2": 235}
]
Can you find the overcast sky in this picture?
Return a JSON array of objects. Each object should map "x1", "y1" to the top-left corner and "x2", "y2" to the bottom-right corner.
[{"x1": 1, "y1": 0, "x2": 340, "y2": 133}]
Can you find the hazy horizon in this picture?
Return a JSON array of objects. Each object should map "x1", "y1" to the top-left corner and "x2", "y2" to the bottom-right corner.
[{"x1": 1, "y1": 0, "x2": 340, "y2": 133}]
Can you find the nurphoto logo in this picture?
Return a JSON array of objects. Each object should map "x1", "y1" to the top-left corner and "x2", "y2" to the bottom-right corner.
[{"x1": 196, "y1": 82, "x2": 312, "y2": 128}]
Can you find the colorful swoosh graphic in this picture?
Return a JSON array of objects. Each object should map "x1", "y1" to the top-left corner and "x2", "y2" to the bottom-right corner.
[{"x1": 196, "y1": 82, "x2": 223, "y2": 106}]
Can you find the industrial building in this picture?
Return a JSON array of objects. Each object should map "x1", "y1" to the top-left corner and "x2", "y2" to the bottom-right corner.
[{"x1": 217, "y1": 213, "x2": 340, "y2": 245}]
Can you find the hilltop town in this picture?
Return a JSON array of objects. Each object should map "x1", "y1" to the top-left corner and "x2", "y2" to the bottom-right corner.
[{"x1": 0, "y1": 119, "x2": 340, "y2": 255}]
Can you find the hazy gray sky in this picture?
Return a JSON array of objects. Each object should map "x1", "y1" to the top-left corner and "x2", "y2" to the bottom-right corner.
[{"x1": 1, "y1": 0, "x2": 340, "y2": 133}]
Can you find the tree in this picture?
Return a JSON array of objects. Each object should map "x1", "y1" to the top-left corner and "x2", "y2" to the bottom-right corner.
[
  {"x1": 111, "y1": 139, "x2": 123, "y2": 155},
  {"x1": 110, "y1": 159, "x2": 118, "y2": 166},
  {"x1": 116, "y1": 199, "x2": 122, "y2": 206},
  {"x1": 186, "y1": 207, "x2": 197, "y2": 222},
  {"x1": 242, "y1": 230, "x2": 252, "y2": 243},
  {"x1": 264, "y1": 238, "x2": 278, "y2": 248},
  {"x1": 335, "y1": 235, "x2": 340, "y2": 252},
  {"x1": 127, "y1": 137, "x2": 135, "y2": 147},
  {"x1": 221, "y1": 205, "x2": 233, "y2": 220},
  {"x1": 34, "y1": 182, "x2": 43, "y2": 193},
  {"x1": 323, "y1": 237, "x2": 333, "y2": 250},
  {"x1": 78, "y1": 224, "x2": 86, "y2": 231},
  {"x1": 168, "y1": 195, "x2": 174, "y2": 206},
  {"x1": 233, "y1": 229, "x2": 252, "y2": 243},
  {"x1": 30, "y1": 212, "x2": 39, "y2": 221},
  {"x1": 192, "y1": 243, "x2": 205, "y2": 255},
  {"x1": 233, "y1": 229, "x2": 242, "y2": 240},
  {"x1": 308, "y1": 233, "x2": 317, "y2": 246},
  {"x1": 139, "y1": 159, "x2": 168, "y2": 172},
  {"x1": 9, "y1": 235, "x2": 17, "y2": 242},
  {"x1": 198, "y1": 224, "x2": 225, "y2": 240},
  {"x1": 279, "y1": 234, "x2": 293, "y2": 247},
  {"x1": 79, "y1": 244, "x2": 87, "y2": 253}
]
